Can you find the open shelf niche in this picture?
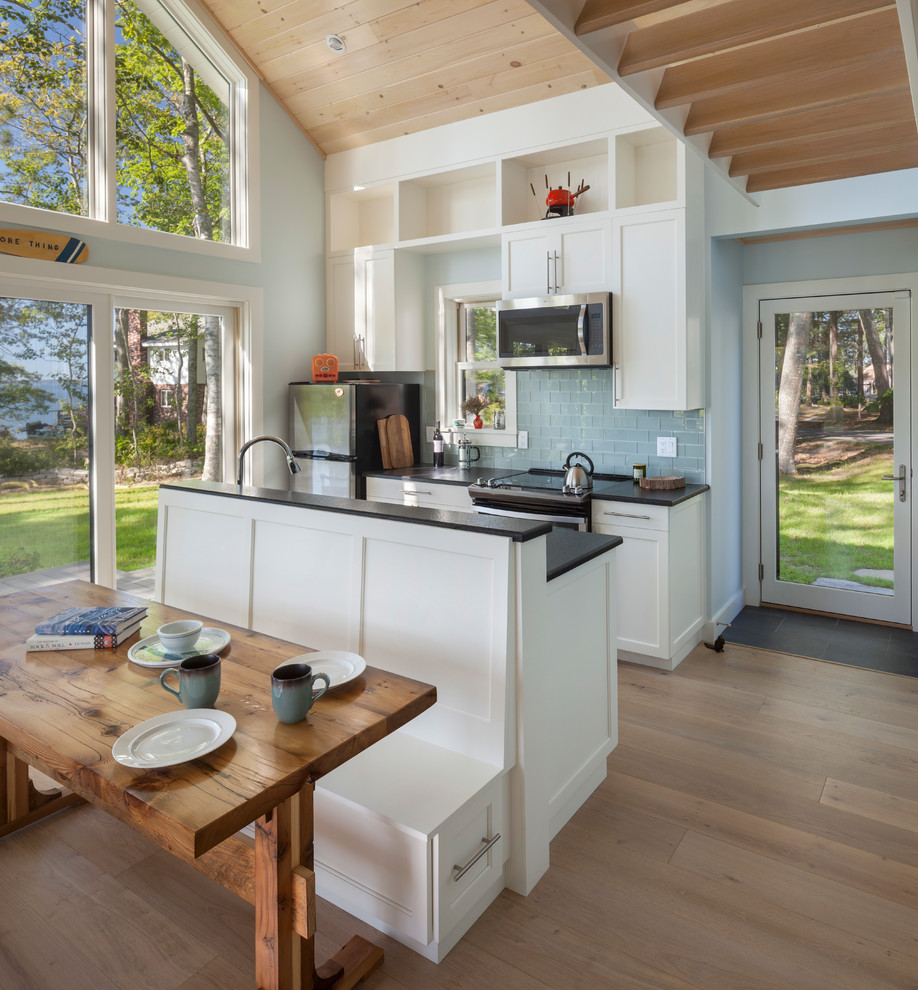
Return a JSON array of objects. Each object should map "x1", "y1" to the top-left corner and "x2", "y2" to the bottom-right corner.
[
  {"x1": 398, "y1": 162, "x2": 498, "y2": 242},
  {"x1": 614, "y1": 127, "x2": 680, "y2": 210},
  {"x1": 500, "y1": 138, "x2": 610, "y2": 228},
  {"x1": 329, "y1": 184, "x2": 396, "y2": 253}
]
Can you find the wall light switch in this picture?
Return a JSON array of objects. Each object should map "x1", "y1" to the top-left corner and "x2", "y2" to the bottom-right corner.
[
  {"x1": 657, "y1": 436, "x2": 677, "y2": 457},
  {"x1": 518, "y1": 430, "x2": 529, "y2": 449}
]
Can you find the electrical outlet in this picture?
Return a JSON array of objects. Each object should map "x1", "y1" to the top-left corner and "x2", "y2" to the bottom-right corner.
[
  {"x1": 518, "y1": 430, "x2": 529, "y2": 449},
  {"x1": 657, "y1": 436, "x2": 677, "y2": 457}
]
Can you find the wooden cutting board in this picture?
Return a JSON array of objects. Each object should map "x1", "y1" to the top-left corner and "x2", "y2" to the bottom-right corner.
[
  {"x1": 639, "y1": 475, "x2": 685, "y2": 490},
  {"x1": 378, "y1": 414, "x2": 414, "y2": 469}
]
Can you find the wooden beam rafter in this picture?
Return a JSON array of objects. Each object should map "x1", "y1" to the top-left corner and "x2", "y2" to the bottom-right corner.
[
  {"x1": 728, "y1": 123, "x2": 917, "y2": 176},
  {"x1": 654, "y1": 7, "x2": 903, "y2": 108},
  {"x1": 618, "y1": 0, "x2": 894, "y2": 76},
  {"x1": 707, "y1": 91, "x2": 916, "y2": 157},
  {"x1": 574, "y1": 0, "x2": 688, "y2": 36},
  {"x1": 684, "y1": 54, "x2": 909, "y2": 135},
  {"x1": 745, "y1": 143, "x2": 918, "y2": 191}
]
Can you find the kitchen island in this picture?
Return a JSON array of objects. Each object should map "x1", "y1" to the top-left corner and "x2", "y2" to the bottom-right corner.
[{"x1": 155, "y1": 481, "x2": 621, "y2": 962}]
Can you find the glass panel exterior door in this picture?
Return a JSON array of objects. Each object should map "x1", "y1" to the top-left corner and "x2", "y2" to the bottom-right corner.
[
  {"x1": 759, "y1": 292, "x2": 910, "y2": 623},
  {"x1": 113, "y1": 307, "x2": 225, "y2": 595},
  {"x1": 0, "y1": 297, "x2": 91, "y2": 593}
]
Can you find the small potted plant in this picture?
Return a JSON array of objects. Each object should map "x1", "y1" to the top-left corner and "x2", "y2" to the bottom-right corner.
[{"x1": 461, "y1": 394, "x2": 488, "y2": 429}]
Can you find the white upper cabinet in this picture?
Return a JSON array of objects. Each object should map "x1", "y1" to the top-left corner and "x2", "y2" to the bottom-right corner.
[{"x1": 501, "y1": 215, "x2": 612, "y2": 298}]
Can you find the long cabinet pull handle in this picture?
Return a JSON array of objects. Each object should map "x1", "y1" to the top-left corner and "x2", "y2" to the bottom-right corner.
[
  {"x1": 546, "y1": 251, "x2": 551, "y2": 295},
  {"x1": 603, "y1": 511, "x2": 651, "y2": 520},
  {"x1": 402, "y1": 489, "x2": 432, "y2": 495},
  {"x1": 453, "y1": 833, "x2": 501, "y2": 881}
]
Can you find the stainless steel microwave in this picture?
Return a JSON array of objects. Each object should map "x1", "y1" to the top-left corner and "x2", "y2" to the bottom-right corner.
[{"x1": 496, "y1": 293, "x2": 611, "y2": 369}]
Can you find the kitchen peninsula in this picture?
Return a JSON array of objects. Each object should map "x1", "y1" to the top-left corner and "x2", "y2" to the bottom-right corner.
[{"x1": 155, "y1": 480, "x2": 621, "y2": 962}]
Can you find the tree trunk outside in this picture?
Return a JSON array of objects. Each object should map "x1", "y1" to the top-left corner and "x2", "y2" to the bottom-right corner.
[
  {"x1": 860, "y1": 309, "x2": 890, "y2": 396},
  {"x1": 828, "y1": 311, "x2": 838, "y2": 405},
  {"x1": 202, "y1": 314, "x2": 222, "y2": 481},
  {"x1": 777, "y1": 311, "x2": 812, "y2": 476}
]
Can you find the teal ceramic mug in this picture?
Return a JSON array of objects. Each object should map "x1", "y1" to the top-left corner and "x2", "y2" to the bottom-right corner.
[
  {"x1": 271, "y1": 662, "x2": 331, "y2": 724},
  {"x1": 159, "y1": 653, "x2": 221, "y2": 709}
]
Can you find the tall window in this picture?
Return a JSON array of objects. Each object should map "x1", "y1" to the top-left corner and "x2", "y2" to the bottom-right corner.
[{"x1": 0, "y1": 0, "x2": 247, "y2": 246}]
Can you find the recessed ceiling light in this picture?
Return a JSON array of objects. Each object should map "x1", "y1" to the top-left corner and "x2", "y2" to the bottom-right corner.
[{"x1": 326, "y1": 34, "x2": 346, "y2": 54}]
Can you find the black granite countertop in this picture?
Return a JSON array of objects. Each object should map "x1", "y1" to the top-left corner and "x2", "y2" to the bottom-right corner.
[
  {"x1": 365, "y1": 466, "x2": 709, "y2": 507},
  {"x1": 590, "y1": 480, "x2": 710, "y2": 507},
  {"x1": 546, "y1": 529, "x2": 622, "y2": 581},
  {"x1": 161, "y1": 480, "x2": 553, "y2": 541},
  {"x1": 161, "y1": 482, "x2": 622, "y2": 579}
]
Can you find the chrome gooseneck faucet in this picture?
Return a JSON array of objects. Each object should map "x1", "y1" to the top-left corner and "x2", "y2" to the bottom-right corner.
[{"x1": 236, "y1": 435, "x2": 302, "y2": 486}]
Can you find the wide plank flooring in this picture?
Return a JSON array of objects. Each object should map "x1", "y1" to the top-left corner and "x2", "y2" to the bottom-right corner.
[{"x1": 1, "y1": 642, "x2": 916, "y2": 989}]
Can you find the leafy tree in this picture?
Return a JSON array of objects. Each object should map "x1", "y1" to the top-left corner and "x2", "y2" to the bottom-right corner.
[{"x1": 0, "y1": 354, "x2": 52, "y2": 428}]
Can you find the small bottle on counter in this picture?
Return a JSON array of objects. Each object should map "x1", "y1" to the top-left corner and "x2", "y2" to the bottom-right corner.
[
  {"x1": 432, "y1": 420, "x2": 444, "y2": 467},
  {"x1": 633, "y1": 462, "x2": 646, "y2": 482}
]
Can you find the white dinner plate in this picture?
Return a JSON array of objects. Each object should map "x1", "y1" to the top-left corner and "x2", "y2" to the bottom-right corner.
[
  {"x1": 112, "y1": 709, "x2": 236, "y2": 769},
  {"x1": 279, "y1": 650, "x2": 366, "y2": 691},
  {"x1": 127, "y1": 627, "x2": 231, "y2": 668}
]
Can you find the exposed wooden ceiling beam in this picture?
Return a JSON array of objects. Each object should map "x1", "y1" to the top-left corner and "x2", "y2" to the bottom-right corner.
[
  {"x1": 728, "y1": 123, "x2": 915, "y2": 176},
  {"x1": 707, "y1": 91, "x2": 915, "y2": 157},
  {"x1": 745, "y1": 142, "x2": 918, "y2": 191},
  {"x1": 654, "y1": 7, "x2": 902, "y2": 108},
  {"x1": 574, "y1": 0, "x2": 688, "y2": 35},
  {"x1": 683, "y1": 54, "x2": 909, "y2": 135},
  {"x1": 618, "y1": 0, "x2": 894, "y2": 76}
]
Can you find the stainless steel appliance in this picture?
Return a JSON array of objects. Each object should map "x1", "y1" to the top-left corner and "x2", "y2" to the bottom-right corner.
[
  {"x1": 496, "y1": 292, "x2": 611, "y2": 369},
  {"x1": 289, "y1": 381, "x2": 420, "y2": 498},
  {"x1": 469, "y1": 467, "x2": 631, "y2": 531}
]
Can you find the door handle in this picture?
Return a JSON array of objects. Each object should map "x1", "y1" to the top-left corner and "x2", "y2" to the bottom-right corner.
[{"x1": 881, "y1": 464, "x2": 907, "y2": 502}]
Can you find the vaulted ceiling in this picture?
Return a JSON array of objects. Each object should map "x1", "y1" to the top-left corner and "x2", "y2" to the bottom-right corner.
[{"x1": 199, "y1": 0, "x2": 918, "y2": 193}]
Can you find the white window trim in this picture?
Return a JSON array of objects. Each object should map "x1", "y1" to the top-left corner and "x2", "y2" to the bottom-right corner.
[
  {"x1": 0, "y1": 0, "x2": 260, "y2": 262},
  {"x1": 436, "y1": 280, "x2": 518, "y2": 448}
]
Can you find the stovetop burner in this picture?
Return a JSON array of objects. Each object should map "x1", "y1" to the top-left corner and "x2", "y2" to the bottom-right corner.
[{"x1": 470, "y1": 468, "x2": 632, "y2": 504}]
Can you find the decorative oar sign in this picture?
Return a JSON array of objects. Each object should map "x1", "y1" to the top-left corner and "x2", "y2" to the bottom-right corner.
[{"x1": 0, "y1": 229, "x2": 88, "y2": 264}]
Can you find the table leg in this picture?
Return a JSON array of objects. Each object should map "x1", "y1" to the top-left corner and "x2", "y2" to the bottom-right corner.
[
  {"x1": 253, "y1": 784, "x2": 384, "y2": 990},
  {"x1": 0, "y1": 736, "x2": 83, "y2": 838}
]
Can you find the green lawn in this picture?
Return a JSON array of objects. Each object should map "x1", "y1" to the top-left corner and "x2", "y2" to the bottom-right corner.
[
  {"x1": 0, "y1": 484, "x2": 160, "y2": 577},
  {"x1": 777, "y1": 449, "x2": 894, "y2": 588}
]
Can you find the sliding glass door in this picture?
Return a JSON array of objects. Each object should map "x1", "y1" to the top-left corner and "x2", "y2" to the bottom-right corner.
[{"x1": 0, "y1": 281, "x2": 238, "y2": 598}]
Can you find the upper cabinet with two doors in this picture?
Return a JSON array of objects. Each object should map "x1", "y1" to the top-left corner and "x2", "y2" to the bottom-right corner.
[{"x1": 325, "y1": 119, "x2": 704, "y2": 411}]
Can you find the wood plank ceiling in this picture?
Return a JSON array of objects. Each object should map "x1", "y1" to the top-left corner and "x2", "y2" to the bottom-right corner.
[{"x1": 198, "y1": 0, "x2": 918, "y2": 192}]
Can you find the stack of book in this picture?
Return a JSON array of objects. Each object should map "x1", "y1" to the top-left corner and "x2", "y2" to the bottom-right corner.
[{"x1": 26, "y1": 605, "x2": 148, "y2": 652}]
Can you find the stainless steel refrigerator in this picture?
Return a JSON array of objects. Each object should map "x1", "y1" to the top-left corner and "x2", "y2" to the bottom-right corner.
[{"x1": 289, "y1": 381, "x2": 421, "y2": 498}]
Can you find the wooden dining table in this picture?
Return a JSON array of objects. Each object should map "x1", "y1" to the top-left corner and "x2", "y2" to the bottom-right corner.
[{"x1": 0, "y1": 580, "x2": 437, "y2": 990}]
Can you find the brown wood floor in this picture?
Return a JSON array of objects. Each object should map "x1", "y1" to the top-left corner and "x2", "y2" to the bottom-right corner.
[{"x1": 2, "y1": 642, "x2": 917, "y2": 989}]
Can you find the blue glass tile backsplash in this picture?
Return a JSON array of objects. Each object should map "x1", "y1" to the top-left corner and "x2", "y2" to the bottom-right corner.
[{"x1": 474, "y1": 369, "x2": 705, "y2": 482}]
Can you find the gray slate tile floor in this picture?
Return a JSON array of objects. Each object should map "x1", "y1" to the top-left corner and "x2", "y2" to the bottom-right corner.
[{"x1": 726, "y1": 605, "x2": 918, "y2": 678}]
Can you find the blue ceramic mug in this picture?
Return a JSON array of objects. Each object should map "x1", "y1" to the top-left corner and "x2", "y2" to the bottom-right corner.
[
  {"x1": 271, "y1": 662, "x2": 330, "y2": 724},
  {"x1": 159, "y1": 653, "x2": 221, "y2": 708}
]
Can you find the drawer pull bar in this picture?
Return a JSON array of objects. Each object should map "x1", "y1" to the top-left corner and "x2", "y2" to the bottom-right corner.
[
  {"x1": 603, "y1": 511, "x2": 651, "y2": 520},
  {"x1": 401, "y1": 489, "x2": 433, "y2": 495},
  {"x1": 453, "y1": 833, "x2": 501, "y2": 881}
]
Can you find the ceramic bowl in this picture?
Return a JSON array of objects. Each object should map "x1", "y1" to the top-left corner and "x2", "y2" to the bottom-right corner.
[{"x1": 157, "y1": 619, "x2": 203, "y2": 653}]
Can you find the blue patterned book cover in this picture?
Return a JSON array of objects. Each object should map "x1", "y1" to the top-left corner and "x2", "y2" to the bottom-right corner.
[{"x1": 34, "y1": 605, "x2": 147, "y2": 636}]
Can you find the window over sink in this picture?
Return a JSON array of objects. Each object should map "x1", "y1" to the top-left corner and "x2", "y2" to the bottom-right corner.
[{"x1": 437, "y1": 281, "x2": 517, "y2": 447}]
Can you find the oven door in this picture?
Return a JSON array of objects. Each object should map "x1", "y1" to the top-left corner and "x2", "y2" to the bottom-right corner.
[{"x1": 473, "y1": 503, "x2": 588, "y2": 532}]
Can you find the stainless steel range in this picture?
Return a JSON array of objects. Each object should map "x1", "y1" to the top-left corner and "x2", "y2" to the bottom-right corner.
[{"x1": 469, "y1": 468, "x2": 632, "y2": 531}]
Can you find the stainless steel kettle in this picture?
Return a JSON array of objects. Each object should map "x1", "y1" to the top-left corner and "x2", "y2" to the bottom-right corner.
[
  {"x1": 457, "y1": 435, "x2": 480, "y2": 468},
  {"x1": 563, "y1": 451, "x2": 594, "y2": 490}
]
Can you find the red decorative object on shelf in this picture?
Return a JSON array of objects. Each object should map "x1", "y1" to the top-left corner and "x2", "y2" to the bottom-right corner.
[{"x1": 473, "y1": 414, "x2": 483, "y2": 429}]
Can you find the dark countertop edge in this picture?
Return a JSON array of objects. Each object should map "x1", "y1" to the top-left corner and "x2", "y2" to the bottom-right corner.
[
  {"x1": 159, "y1": 480, "x2": 551, "y2": 543},
  {"x1": 591, "y1": 482, "x2": 710, "y2": 507},
  {"x1": 546, "y1": 529, "x2": 622, "y2": 582}
]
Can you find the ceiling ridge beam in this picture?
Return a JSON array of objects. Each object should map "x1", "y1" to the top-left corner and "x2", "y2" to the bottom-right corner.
[
  {"x1": 655, "y1": 7, "x2": 903, "y2": 108},
  {"x1": 618, "y1": 0, "x2": 896, "y2": 76},
  {"x1": 683, "y1": 54, "x2": 909, "y2": 135},
  {"x1": 707, "y1": 91, "x2": 915, "y2": 157},
  {"x1": 575, "y1": 0, "x2": 688, "y2": 36}
]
